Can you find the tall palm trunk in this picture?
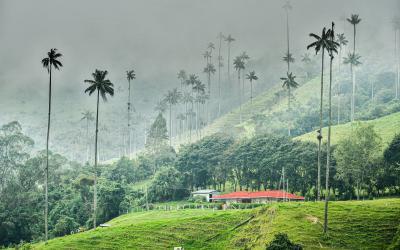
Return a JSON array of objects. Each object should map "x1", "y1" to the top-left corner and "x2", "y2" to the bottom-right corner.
[
  {"x1": 250, "y1": 80, "x2": 253, "y2": 104},
  {"x1": 86, "y1": 118, "x2": 90, "y2": 162},
  {"x1": 288, "y1": 86, "x2": 291, "y2": 136},
  {"x1": 351, "y1": 65, "x2": 355, "y2": 121},
  {"x1": 396, "y1": 29, "x2": 399, "y2": 99},
  {"x1": 353, "y1": 24, "x2": 356, "y2": 53},
  {"x1": 228, "y1": 44, "x2": 231, "y2": 83},
  {"x1": 93, "y1": 89, "x2": 100, "y2": 229},
  {"x1": 45, "y1": 64, "x2": 52, "y2": 242},
  {"x1": 169, "y1": 104, "x2": 172, "y2": 146},
  {"x1": 324, "y1": 54, "x2": 334, "y2": 234},
  {"x1": 337, "y1": 46, "x2": 342, "y2": 124},
  {"x1": 238, "y1": 70, "x2": 242, "y2": 123},
  {"x1": 317, "y1": 49, "x2": 325, "y2": 201},
  {"x1": 128, "y1": 79, "x2": 131, "y2": 157},
  {"x1": 218, "y1": 36, "x2": 222, "y2": 117}
]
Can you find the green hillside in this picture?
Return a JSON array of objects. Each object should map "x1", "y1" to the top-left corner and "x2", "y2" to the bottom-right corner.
[
  {"x1": 296, "y1": 111, "x2": 400, "y2": 147},
  {"x1": 26, "y1": 199, "x2": 400, "y2": 250}
]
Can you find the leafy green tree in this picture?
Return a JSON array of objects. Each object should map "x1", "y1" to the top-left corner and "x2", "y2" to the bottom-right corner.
[
  {"x1": 53, "y1": 216, "x2": 79, "y2": 237},
  {"x1": 280, "y1": 72, "x2": 299, "y2": 136},
  {"x1": 41, "y1": 48, "x2": 63, "y2": 241},
  {"x1": 146, "y1": 113, "x2": 168, "y2": 152},
  {"x1": 126, "y1": 70, "x2": 136, "y2": 157},
  {"x1": 307, "y1": 27, "x2": 336, "y2": 201},
  {"x1": 97, "y1": 180, "x2": 125, "y2": 224},
  {"x1": 334, "y1": 124, "x2": 381, "y2": 200},
  {"x1": 84, "y1": 69, "x2": 114, "y2": 228},
  {"x1": 246, "y1": 71, "x2": 258, "y2": 104},
  {"x1": 149, "y1": 166, "x2": 185, "y2": 202}
]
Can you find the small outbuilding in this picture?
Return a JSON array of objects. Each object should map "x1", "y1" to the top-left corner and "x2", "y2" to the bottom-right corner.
[
  {"x1": 191, "y1": 189, "x2": 220, "y2": 202},
  {"x1": 211, "y1": 190, "x2": 304, "y2": 204}
]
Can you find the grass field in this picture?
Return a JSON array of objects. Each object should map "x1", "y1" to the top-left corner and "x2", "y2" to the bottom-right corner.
[
  {"x1": 26, "y1": 198, "x2": 400, "y2": 250},
  {"x1": 295, "y1": 111, "x2": 400, "y2": 147}
]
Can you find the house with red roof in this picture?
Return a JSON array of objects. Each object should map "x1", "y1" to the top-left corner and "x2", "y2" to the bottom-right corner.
[{"x1": 211, "y1": 190, "x2": 305, "y2": 203}]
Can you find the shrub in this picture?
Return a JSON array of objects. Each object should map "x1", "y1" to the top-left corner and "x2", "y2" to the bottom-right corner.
[{"x1": 266, "y1": 233, "x2": 302, "y2": 250}]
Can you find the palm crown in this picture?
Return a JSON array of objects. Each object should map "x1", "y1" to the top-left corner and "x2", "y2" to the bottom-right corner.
[
  {"x1": 192, "y1": 81, "x2": 206, "y2": 94},
  {"x1": 347, "y1": 14, "x2": 361, "y2": 25},
  {"x1": 208, "y1": 42, "x2": 215, "y2": 51},
  {"x1": 233, "y1": 56, "x2": 245, "y2": 71},
  {"x1": 177, "y1": 70, "x2": 187, "y2": 82},
  {"x1": 81, "y1": 111, "x2": 94, "y2": 121},
  {"x1": 225, "y1": 34, "x2": 235, "y2": 43},
  {"x1": 282, "y1": 1, "x2": 292, "y2": 11},
  {"x1": 246, "y1": 71, "x2": 258, "y2": 82},
  {"x1": 307, "y1": 27, "x2": 337, "y2": 55},
  {"x1": 41, "y1": 48, "x2": 63, "y2": 72},
  {"x1": 336, "y1": 33, "x2": 348, "y2": 47},
  {"x1": 280, "y1": 72, "x2": 299, "y2": 90},
  {"x1": 343, "y1": 53, "x2": 362, "y2": 66},
  {"x1": 203, "y1": 63, "x2": 216, "y2": 74},
  {"x1": 164, "y1": 88, "x2": 182, "y2": 106},
  {"x1": 126, "y1": 70, "x2": 136, "y2": 81},
  {"x1": 301, "y1": 53, "x2": 311, "y2": 63},
  {"x1": 84, "y1": 70, "x2": 114, "y2": 101},
  {"x1": 283, "y1": 52, "x2": 295, "y2": 63},
  {"x1": 392, "y1": 17, "x2": 400, "y2": 31},
  {"x1": 185, "y1": 74, "x2": 200, "y2": 87}
]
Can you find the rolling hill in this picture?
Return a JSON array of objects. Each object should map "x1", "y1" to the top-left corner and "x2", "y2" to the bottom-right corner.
[{"x1": 25, "y1": 198, "x2": 400, "y2": 250}]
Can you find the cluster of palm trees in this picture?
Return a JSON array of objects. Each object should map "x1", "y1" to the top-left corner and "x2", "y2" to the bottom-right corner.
[{"x1": 42, "y1": 48, "x2": 117, "y2": 238}]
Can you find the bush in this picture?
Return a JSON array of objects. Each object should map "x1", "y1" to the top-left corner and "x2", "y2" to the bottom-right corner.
[
  {"x1": 266, "y1": 233, "x2": 302, "y2": 250},
  {"x1": 53, "y1": 216, "x2": 79, "y2": 237}
]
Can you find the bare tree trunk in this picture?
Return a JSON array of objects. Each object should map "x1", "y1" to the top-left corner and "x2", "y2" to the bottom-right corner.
[
  {"x1": 238, "y1": 70, "x2": 242, "y2": 123},
  {"x1": 128, "y1": 79, "x2": 131, "y2": 158},
  {"x1": 337, "y1": 46, "x2": 342, "y2": 125},
  {"x1": 218, "y1": 35, "x2": 222, "y2": 117},
  {"x1": 351, "y1": 66, "x2": 355, "y2": 122},
  {"x1": 93, "y1": 89, "x2": 100, "y2": 229},
  {"x1": 45, "y1": 64, "x2": 52, "y2": 242}
]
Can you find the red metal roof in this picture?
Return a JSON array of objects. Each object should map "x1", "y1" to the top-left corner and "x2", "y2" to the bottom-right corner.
[{"x1": 211, "y1": 190, "x2": 305, "y2": 200}]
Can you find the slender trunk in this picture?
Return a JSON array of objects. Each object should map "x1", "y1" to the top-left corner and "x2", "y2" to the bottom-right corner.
[
  {"x1": 353, "y1": 24, "x2": 356, "y2": 54},
  {"x1": 86, "y1": 118, "x2": 89, "y2": 162},
  {"x1": 317, "y1": 49, "x2": 325, "y2": 201},
  {"x1": 169, "y1": 104, "x2": 172, "y2": 146},
  {"x1": 238, "y1": 70, "x2": 242, "y2": 123},
  {"x1": 218, "y1": 36, "x2": 222, "y2": 117},
  {"x1": 288, "y1": 86, "x2": 291, "y2": 136},
  {"x1": 250, "y1": 80, "x2": 253, "y2": 104},
  {"x1": 128, "y1": 79, "x2": 131, "y2": 158},
  {"x1": 93, "y1": 89, "x2": 100, "y2": 229},
  {"x1": 228, "y1": 44, "x2": 231, "y2": 83},
  {"x1": 45, "y1": 64, "x2": 52, "y2": 242},
  {"x1": 286, "y1": 10, "x2": 290, "y2": 72},
  {"x1": 337, "y1": 46, "x2": 342, "y2": 125},
  {"x1": 324, "y1": 54, "x2": 334, "y2": 234},
  {"x1": 351, "y1": 65, "x2": 355, "y2": 122},
  {"x1": 396, "y1": 29, "x2": 399, "y2": 99}
]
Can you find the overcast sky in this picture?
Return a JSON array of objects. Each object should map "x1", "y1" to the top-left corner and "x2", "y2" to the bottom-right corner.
[{"x1": 0, "y1": 0, "x2": 399, "y2": 107}]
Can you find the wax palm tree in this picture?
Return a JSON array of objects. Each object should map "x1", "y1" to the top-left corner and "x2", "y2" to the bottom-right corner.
[
  {"x1": 343, "y1": 52, "x2": 362, "y2": 122},
  {"x1": 208, "y1": 42, "x2": 215, "y2": 56},
  {"x1": 246, "y1": 71, "x2": 258, "y2": 104},
  {"x1": 336, "y1": 33, "x2": 348, "y2": 124},
  {"x1": 192, "y1": 80, "x2": 206, "y2": 135},
  {"x1": 177, "y1": 70, "x2": 187, "y2": 91},
  {"x1": 225, "y1": 34, "x2": 235, "y2": 82},
  {"x1": 84, "y1": 69, "x2": 114, "y2": 229},
  {"x1": 347, "y1": 14, "x2": 361, "y2": 54},
  {"x1": 185, "y1": 74, "x2": 200, "y2": 140},
  {"x1": 81, "y1": 111, "x2": 94, "y2": 162},
  {"x1": 126, "y1": 70, "x2": 136, "y2": 157},
  {"x1": 240, "y1": 52, "x2": 250, "y2": 102},
  {"x1": 182, "y1": 92, "x2": 194, "y2": 135},
  {"x1": 203, "y1": 63, "x2": 216, "y2": 95},
  {"x1": 176, "y1": 113, "x2": 186, "y2": 138},
  {"x1": 217, "y1": 32, "x2": 225, "y2": 117},
  {"x1": 307, "y1": 27, "x2": 334, "y2": 201},
  {"x1": 233, "y1": 56, "x2": 245, "y2": 123},
  {"x1": 280, "y1": 72, "x2": 299, "y2": 136},
  {"x1": 393, "y1": 17, "x2": 400, "y2": 99},
  {"x1": 283, "y1": 52, "x2": 295, "y2": 72},
  {"x1": 164, "y1": 88, "x2": 182, "y2": 146},
  {"x1": 203, "y1": 51, "x2": 212, "y2": 64},
  {"x1": 324, "y1": 22, "x2": 339, "y2": 234},
  {"x1": 154, "y1": 99, "x2": 167, "y2": 114},
  {"x1": 283, "y1": 1, "x2": 293, "y2": 72},
  {"x1": 41, "y1": 48, "x2": 62, "y2": 241},
  {"x1": 301, "y1": 53, "x2": 312, "y2": 79}
]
